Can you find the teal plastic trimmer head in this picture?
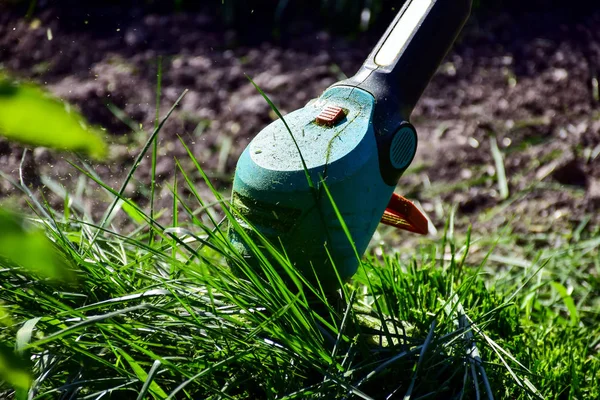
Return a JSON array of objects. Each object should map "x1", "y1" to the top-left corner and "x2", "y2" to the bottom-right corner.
[{"x1": 230, "y1": 0, "x2": 472, "y2": 288}]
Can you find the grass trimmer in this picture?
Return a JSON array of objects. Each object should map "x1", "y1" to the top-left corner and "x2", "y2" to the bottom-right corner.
[{"x1": 230, "y1": 0, "x2": 472, "y2": 288}]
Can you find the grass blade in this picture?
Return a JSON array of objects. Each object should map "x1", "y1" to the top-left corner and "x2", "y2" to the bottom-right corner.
[
  {"x1": 118, "y1": 349, "x2": 168, "y2": 399},
  {"x1": 490, "y1": 136, "x2": 509, "y2": 200},
  {"x1": 150, "y1": 56, "x2": 163, "y2": 242}
]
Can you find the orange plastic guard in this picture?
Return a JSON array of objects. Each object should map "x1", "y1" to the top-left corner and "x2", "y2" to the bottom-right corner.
[{"x1": 380, "y1": 193, "x2": 429, "y2": 235}]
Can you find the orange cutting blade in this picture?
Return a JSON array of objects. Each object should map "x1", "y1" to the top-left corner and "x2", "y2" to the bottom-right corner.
[{"x1": 380, "y1": 193, "x2": 428, "y2": 235}]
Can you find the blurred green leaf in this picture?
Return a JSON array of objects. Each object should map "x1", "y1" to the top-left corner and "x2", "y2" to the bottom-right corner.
[
  {"x1": 0, "y1": 303, "x2": 14, "y2": 327},
  {"x1": 0, "y1": 77, "x2": 107, "y2": 159},
  {"x1": 550, "y1": 282, "x2": 580, "y2": 326},
  {"x1": 0, "y1": 343, "x2": 32, "y2": 394},
  {"x1": 0, "y1": 209, "x2": 74, "y2": 282}
]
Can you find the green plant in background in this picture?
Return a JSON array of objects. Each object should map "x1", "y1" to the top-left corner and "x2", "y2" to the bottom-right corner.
[{"x1": 0, "y1": 76, "x2": 107, "y2": 159}]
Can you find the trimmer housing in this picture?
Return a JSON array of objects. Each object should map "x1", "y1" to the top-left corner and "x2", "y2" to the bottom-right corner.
[{"x1": 230, "y1": 0, "x2": 472, "y2": 288}]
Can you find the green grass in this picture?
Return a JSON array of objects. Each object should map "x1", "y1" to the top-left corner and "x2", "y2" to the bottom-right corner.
[
  {"x1": 0, "y1": 91, "x2": 599, "y2": 399},
  {"x1": 1, "y1": 178, "x2": 598, "y2": 399}
]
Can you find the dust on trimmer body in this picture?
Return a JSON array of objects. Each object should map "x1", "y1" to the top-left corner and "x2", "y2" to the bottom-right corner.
[{"x1": 230, "y1": 0, "x2": 472, "y2": 287}]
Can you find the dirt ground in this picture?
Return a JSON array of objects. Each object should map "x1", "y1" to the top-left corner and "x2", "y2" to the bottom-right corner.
[{"x1": 0, "y1": 5, "x2": 599, "y2": 247}]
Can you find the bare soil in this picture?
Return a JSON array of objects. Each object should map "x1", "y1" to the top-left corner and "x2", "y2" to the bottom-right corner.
[{"x1": 0, "y1": 5, "x2": 599, "y2": 243}]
